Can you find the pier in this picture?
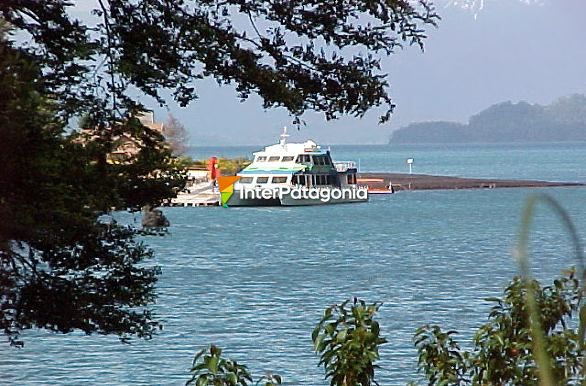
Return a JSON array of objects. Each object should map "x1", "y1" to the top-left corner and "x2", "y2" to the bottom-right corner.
[
  {"x1": 163, "y1": 177, "x2": 221, "y2": 207},
  {"x1": 161, "y1": 200, "x2": 219, "y2": 207},
  {"x1": 161, "y1": 173, "x2": 584, "y2": 208}
]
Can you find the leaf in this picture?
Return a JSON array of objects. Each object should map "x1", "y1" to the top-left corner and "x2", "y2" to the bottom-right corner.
[
  {"x1": 226, "y1": 372, "x2": 237, "y2": 385},
  {"x1": 311, "y1": 326, "x2": 320, "y2": 343},
  {"x1": 314, "y1": 335, "x2": 324, "y2": 352},
  {"x1": 192, "y1": 349, "x2": 206, "y2": 366},
  {"x1": 208, "y1": 356, "x2": 219, "y2": 374}
]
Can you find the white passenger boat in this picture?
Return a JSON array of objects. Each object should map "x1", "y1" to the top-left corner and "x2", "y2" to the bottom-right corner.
[{"x1": 226, "y1": 128, "x2": 368, "y2": 206}]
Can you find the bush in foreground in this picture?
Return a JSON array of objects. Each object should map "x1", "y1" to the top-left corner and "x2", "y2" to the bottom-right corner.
[{"x1": 189, "y1": 269, "x2": 586, "y2": 385}]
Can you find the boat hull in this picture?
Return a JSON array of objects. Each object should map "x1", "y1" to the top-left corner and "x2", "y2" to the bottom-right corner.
[
  {"x1": 227, "y1": 188, "x2": 368, "y2": 207},
  {"x1": 279, "y1": 193, "x2": 368, "y2": 206},
  {"x1": 368, "y1": 190, "x2": 394, "y2": 194},
  {"x1": 225, "y1": 194, "x2": 281, "y2": 207}
]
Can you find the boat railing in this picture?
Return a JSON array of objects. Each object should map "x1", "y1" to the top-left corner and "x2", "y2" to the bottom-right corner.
[{"x1": 333, "y1": 161, "x2": 357, "y2": 172}]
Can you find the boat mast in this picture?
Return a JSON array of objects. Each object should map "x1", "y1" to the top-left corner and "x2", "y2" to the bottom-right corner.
[{"x1": 279, "y1": 126, "x2": 289, "y2": 147}]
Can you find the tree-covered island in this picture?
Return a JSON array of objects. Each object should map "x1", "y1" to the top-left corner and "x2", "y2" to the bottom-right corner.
[{"x1": 390, "y1": 95, "x2": 586, "y2": 144}]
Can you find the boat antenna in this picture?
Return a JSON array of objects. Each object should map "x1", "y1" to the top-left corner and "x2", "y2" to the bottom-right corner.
[{"x1": 279, "y1": 126, "x2": 289, "y2": 146}]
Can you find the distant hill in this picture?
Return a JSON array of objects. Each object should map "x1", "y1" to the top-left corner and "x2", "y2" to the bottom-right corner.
[{"x1": 389, "y1": 94, "x2": 586, "y2": 144}]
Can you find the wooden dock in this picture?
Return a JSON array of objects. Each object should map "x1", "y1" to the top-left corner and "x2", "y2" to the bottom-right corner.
[
  {"x1": 159, "y1": 174, "x2": 584, "y2": 209},
  {"x1": 162, "y1": 200, "x2": 219, "y2": 207},
  {"x1": 163, "y1": 181, "x2": 220, "y2": 207}
]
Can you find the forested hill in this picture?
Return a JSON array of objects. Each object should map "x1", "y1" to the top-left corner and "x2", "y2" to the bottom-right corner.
[{"x1": 389, "y1": 94, "x2": 586, "y2": 143}]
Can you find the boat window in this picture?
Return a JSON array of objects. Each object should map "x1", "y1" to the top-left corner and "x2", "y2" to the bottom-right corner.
[
  {"x1": 347, "y1": 174, "x2": 356, "y2": 184},
  {"x1": 256, "y1": 156, "x2": 267, "y2": 162},
  {"x1": 268, "y1": 156, "x2": 280, "y2": 162},
  {"x1": 282, "y1": 156, "x2": 295, "y2": 162},
  {"x1": 298, "y1": 154, "x2": 310, "y2": 163},
  {"x1": 239, "y1": 177, "x2": 253, "y2": 184},
  {"x1": 294, "y1": 175, "x2": 305, "y2": 185},
  {"x1": 272, "y1": 176, "x2": 288, "y2": 183},
  {"x1": 257, "y1": 177, "x2": 269, "y2": 183},
  {"x1": 315, "y1": 155, "x2": 327, "y2": 165}
]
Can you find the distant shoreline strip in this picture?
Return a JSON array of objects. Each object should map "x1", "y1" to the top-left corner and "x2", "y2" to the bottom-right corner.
[{"x1": 357, "y1": 173, "x2": 585, "y2": 191}]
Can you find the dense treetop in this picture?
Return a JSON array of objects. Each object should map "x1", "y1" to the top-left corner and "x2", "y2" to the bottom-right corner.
[{"x1": 1, "y1": 0, "x2": 438, "y2": 123}]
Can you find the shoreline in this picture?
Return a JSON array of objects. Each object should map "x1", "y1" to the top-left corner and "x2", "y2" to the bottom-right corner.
[{"x1": 358, "y1": 172, "x2": 585, "y2": 191}]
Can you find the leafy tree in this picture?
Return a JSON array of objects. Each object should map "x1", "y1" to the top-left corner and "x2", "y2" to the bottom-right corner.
[
  {"x1": 1, "y1": 0, "x2": 438, "y2": 124},
  {"x1": 164, "y1": 114, "x2": 189, "y2": 156},
  {"x1": 312, "y1": 298, "x2": 388, "y2": 386},
  {"x1": 389, "y1": 96, "x2": 586, "y2": 144},
  {"x1": 411, "y1": 270, "x2": 585, "y2": 386},
  {"x1": 187, "y1": 299, "x2": 385, "y2": 386},
  {"x1": 0, "y1": 0, "x2": 438, "y2": 345},
  {"x1": 0, "y1": 26, "x2": 183, "y2": 346},
  {"x1": 187, "y1": 345, "x2": 282, "y2": 386}
]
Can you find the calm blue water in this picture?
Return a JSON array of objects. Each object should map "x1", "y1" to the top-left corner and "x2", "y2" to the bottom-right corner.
[{"x1": 2, "y1": 143, "x2": 585, "y2": 385}]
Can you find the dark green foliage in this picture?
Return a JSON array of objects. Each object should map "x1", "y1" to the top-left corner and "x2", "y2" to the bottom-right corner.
[
  {"x1": 0, "y1": 26, "x2": 181, "y2": 346},
  {"x1": 312, "y1": 298, "x2": 388, "y2": 386},
  {"x1": 186, "y1": 345, "x2": 281, "y2": 386},
  {"x1": 411, "y1": 326, "x2": 467, "y2": 385},
  {"x1": 0, "y1": 36, "x2": 173, "y2": 344},
  {"x1": 412, "y1": 270, "x2": 584, "y2": 385},
  {"x1": 1, "y1": 0, "x2": 438, "y2": 123}
]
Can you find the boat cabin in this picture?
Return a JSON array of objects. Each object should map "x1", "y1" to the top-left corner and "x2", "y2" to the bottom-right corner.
[{"x1": 235, "y1": 128, "x2": 359, "y2": 189}]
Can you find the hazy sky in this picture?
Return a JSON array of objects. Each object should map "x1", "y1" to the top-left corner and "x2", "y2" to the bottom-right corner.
[{"x1": 72, "y1": 0, "x2": 586, "y2": 145}]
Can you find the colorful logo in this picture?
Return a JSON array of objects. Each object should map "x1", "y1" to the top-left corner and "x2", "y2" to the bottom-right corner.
[{"x1": 217, "y1": 176, "x2": 240, "y2": 207}]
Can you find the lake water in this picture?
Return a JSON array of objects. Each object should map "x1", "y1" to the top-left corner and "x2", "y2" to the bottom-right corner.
[
  {"x1": 190, "y1": 142, "x2": 586, "y2": 183},
  {"x1": 2, "y1": 142, "x2": 585, "y2": 385}
]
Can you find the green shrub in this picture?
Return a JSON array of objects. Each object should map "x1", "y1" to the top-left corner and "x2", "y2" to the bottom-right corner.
[
  {"x1": 312, "y1": 298, "x2": 388, "y2": 386},
  {"x1": 412, "y1": 270, "x2": 584, "y2": 386},
  {"x1": 186, "y1": 345, "x2": 281, "y2": 386}
]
